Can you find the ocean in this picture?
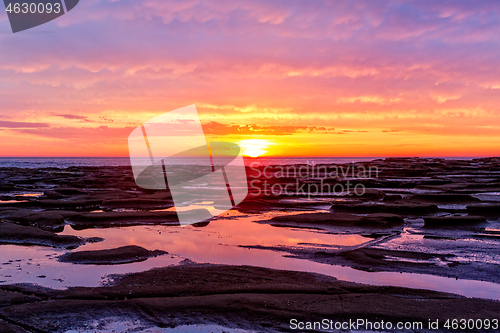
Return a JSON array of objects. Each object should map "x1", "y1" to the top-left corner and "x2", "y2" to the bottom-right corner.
[{"x1": 0, "y1": 157, "x2": 381, "y2": 169}]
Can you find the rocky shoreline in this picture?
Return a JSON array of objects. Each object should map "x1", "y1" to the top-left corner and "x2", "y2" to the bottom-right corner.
[
  {"x1": 0, "y1": 157, "x2": 499, "y2": 331},
  {"x1": 0, "y1": 264, "x2": 499, "y2": 332}
]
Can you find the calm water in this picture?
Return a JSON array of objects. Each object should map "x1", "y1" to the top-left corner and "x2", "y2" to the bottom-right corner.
[
  {"x1": 0, "y1": 157, "x2": 380, "y2": 169},
  {"x1": 0, "y1": 157, "x2": 133, "y2": 169},
  {"x1": 1, "y1": 211, "x2": 499, "y2": 301}
]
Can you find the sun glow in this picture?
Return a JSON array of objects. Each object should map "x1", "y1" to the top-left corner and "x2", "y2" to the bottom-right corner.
[{"x1": 238, "y1": 139, "x2": 273, "y2": 158}]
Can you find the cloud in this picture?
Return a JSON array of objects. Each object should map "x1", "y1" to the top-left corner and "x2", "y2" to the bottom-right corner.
[
  {"x1": 0, "y1": 121, "x2": 50, "y2": 128},
  {"x1": 1, "y1": 0, "x2": 500, "y2": 156},
  {"x1": 13, "y1": 126, "x2": 134, "y2": 140},
  {"x1": 337, "y1": 96, "x2": 402, "y2": 105},
  {"x1": 202, "y1": 121, "x2": 334, "y2": 136},
  {"x1": 56, "y1": 114, "x2": 93, "y2": 122},
  {"x1": 432, "y1": 95, "x2": 461, "y2": 104}
]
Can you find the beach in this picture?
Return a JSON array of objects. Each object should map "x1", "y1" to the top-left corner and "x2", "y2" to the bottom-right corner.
[{"x1": 0, "y1": 157, "x2": 499, "y2": 332}]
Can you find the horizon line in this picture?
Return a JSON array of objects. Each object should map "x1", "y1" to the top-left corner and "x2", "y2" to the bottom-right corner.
[{"x1": 0, "y1": 156, "x2": 498, "y2": 159}]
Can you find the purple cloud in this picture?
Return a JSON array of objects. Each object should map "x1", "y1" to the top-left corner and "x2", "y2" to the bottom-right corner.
[{"x1": 0, "y1": 121, "x2": 50, "y2": 128}]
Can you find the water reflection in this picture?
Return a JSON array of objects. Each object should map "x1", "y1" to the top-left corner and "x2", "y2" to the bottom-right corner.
[
  {"x1": 63, "y1": 211, "x2": 366, "y2": 254},
  {"x1": 66, "y1": 323, "x2": 255, "y2": 333},
  {"x1": 0, "y1": 211, "x2": 499, "y2": 300}
]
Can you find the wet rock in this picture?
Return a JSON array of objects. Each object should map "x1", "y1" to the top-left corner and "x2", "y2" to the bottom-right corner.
[
  {"x1": 330, "y1": 202, "x2": 438, "y2": 215},
  {"x1": 467, "y1": 203, "x2": 500, "y2": 216},
  {"x1": 16, "y1": 199, "x2": 103, "y2": 210},
  {"x1": 67, "y1": 211, "x2": 177, "y2": 223},
  {"x1": 409, "y1": 193, "x2": 481, "y2": 204},
  {"x1": 340, "y1": 248, "x2": 454, "y2": 268},
  {"x1": 100, "y1": 199, "x2": 173, "y2": 210},
  {"x1": 0, "y1": 185, "x2": 17, "y2": 192},
  {"x1": 359, "y1": 213, "x2": 405, "y2": 227},
  {"x1": 269, "y1": 212, "x2": 403, "y2": 228},
  {"x1": 383, "y1": 194, "x2": 403, "y2": 202},
  {"x1": 0, "y1": 222, "x2": 84, "y2": 248},
  {"x1": 0, "y1": 210, "x2": 65, "y2": 231},
  {"x1": 424, "y1": 215, "x2": 487, "y2": 227},
  {"x1": 191, "y1": 221, "x2": 211, "y2": 227},
  {"x1": 58, "y1": 245, "x2": 167, "y2": 265},
  {"x1": 352, "y1": 189, "x2": 386, "y2": 200},
  {"x1": 237, "y1": 198, "x2": 330, "y2": 212},
  {"x1": 0, "y1": 290, "x2": 41, "y2": 307},
  {"x1": 53, "y1": 187, "x2": 87, "y2": 196},
  {"x1": 236, "y1": 199, "x2": 286, "y2": 212},
  {"x1": 41, "y1": 190, "x2": 64, "y2": 199},
  {"x1": 1, "y1": 264, "x2": 499, "y2": 333},
  {"x1": 66, "y1": 209, "x2": 211, "y2": 229},
  {"x1": 0, "y1": 319, "x2": 28, "y2": 333}
]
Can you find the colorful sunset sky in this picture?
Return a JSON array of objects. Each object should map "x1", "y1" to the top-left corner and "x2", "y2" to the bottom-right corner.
[{"x1": 0, "y1": 0, "x2": 500, "y2": 157}]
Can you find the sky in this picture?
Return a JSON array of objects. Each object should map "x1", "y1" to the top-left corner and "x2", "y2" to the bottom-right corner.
[{"x1": 0, "y1": 0, "x2": 500, "y2": 157}]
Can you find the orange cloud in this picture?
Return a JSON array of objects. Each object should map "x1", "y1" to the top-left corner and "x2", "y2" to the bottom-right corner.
[{"x1": 0, "y1": 1, "x2": 500, "y2": 157}]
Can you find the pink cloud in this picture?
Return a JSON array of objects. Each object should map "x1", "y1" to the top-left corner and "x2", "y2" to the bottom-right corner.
[{"x1": 0, "y1": 0, "x2": 500, "y2": 156}]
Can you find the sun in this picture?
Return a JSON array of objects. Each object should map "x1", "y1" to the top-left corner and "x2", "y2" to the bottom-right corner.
[{"x1": 238, "y1": 139, "x2": 273, "y2": 158}]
